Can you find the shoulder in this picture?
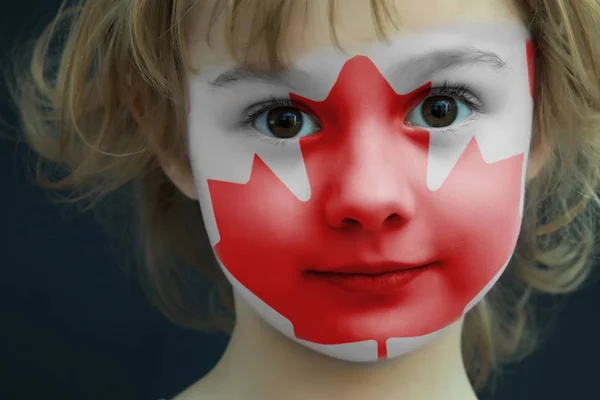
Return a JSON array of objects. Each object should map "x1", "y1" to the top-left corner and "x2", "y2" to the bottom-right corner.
[
  {"x1": 170, "y1": 367, "x2": 234, "y2": 399},
  {"x1": 170, "y1": 380, "x2": 225, "y2": 400}
]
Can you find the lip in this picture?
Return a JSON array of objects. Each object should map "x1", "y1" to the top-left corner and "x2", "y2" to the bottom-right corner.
[
  {"x1": 310, "y1": 262, "x2": 429, "y2": 275},
  {"x1": 305, "y1": 262, "x2": 434, "y2": 294}
]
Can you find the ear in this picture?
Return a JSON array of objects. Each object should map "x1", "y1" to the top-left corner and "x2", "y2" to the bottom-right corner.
[
  {"x1": 162, "y1": 159, "x2": 199, "y2": 200},
  {"x1": 131, "y1": 92, "x2": 199, "y2": 200}
]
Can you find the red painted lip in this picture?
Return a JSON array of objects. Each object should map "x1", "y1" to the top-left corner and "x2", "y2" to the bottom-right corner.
[
  {"x1": 305, "y1": 263, "x2": 433, "y2": 293},
  {"x1": 310, "y1": 262, "x2": 430, "y2": 275}
]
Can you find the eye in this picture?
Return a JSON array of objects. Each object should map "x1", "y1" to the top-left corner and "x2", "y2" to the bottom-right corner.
[
  {"x1": 406, "y1": 95, "x2": 473, "y2": 129},
  {"x1": 252, "y1": 106, "x2": 321, "y2": 139}
]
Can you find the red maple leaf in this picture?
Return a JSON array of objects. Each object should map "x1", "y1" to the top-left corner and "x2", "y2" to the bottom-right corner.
[{"x1": 208, "y1": 49, "x2": 531, "y2": 359}]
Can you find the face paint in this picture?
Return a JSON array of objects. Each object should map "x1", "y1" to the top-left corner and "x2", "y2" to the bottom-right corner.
[{"x1": 188, "y1": 22, "x2": 535, "y2": 362}]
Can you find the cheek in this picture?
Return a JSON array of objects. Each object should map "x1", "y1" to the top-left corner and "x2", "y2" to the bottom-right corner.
[
  {"x1": 216, "y1": 184, "x2": 308, "y2": 244},
  {"x1": 438, "y1": 163, "x2": 520, "y2": 224},
  {"x1": 429, "y1": 153, "x2": 524, "y2": 296},
  {"x1": 206, "y1": 154, "x2": 316, "y2": 265}
]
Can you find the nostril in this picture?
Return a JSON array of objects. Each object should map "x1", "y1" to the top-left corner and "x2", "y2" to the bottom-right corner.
[
  {"x1": 384, "y1": 213, "x2": 402, "y2": 226},
  {"x1": 335, "y1": 214, "x2": 403, "y2": 230},
  {"x1": 340, "y1": 218, "x2": 361, "y2": 229}
]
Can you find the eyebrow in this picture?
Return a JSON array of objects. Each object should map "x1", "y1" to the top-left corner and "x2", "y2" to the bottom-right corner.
[{"x1": 208, "y1": 47, "x2": 507, "y2": 88}]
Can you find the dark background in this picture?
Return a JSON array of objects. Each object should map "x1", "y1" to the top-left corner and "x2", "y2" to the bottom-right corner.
[{"x1": 0, "y1": 2, "x2": 598, "y2": 399}]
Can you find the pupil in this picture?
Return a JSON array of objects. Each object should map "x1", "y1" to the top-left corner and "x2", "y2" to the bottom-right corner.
[
  {"x1": 431, "y1": 101, "x2": 450, "y2": 119},
  {"x1": 277, "y1": 113, "x2": 297, "y2": 128},
  {"x1": 422, "y1": 96, "x2": 458, "y2": 128},
  {"x1": 267, "y1": 107, "x2": 303, "y2": 138}
]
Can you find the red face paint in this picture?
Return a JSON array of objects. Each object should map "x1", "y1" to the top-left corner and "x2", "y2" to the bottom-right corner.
[
  {"x1": 526, "y1": 40, "x2": 535, "y2": 99},
  {"x1": 206, "y1": 43, "x2": 532, "y2": 359}
]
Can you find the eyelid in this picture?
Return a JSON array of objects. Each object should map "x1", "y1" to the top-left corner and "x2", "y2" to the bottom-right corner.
[
  {"x1": 238, "y1": 97, "x2": 296, "y2": 127},
  {"x1": 427, "y1": 82, "x2": 484, "y2": 113}
]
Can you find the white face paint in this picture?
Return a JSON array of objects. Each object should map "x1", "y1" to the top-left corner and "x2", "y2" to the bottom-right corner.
[{"x1": 187, "y1": 21, "x2": 535, "y2": 362}]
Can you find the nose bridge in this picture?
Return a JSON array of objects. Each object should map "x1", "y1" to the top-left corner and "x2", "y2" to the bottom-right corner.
[
  {"x1": 346, "y1": 129, "x2": 395, "y2": 186},
  {"x1": 325, "y1": 126, "x2": 416, "y2": 231}
]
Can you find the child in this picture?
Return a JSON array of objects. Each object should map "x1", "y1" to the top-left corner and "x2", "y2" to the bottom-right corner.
[{"x1": 12, "y1": 0, "x2": 600, "y2": 398}]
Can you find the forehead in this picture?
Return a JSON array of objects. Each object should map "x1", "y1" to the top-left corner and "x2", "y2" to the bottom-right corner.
[{"x1": 186, "y1": 0, "x2": 526, "y2": 73}]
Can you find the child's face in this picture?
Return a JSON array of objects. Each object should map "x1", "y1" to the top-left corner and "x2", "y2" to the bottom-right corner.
[{"x1": 184, "y1": 0, "x2": 535, "y2": 362}]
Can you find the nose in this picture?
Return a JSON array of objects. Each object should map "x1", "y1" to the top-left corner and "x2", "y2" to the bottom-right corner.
[{"x1": 324, "y1": 154, "x2": 416, "y2": 233}]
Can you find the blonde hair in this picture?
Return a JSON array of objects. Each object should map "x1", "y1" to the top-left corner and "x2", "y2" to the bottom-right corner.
[{"x1": 9, "y1": 0, "x2": 600, "y2": 392}]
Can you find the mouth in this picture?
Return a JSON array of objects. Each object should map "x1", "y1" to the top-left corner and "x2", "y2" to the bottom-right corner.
[
  {"x1": 309, "y1": 262, "x2": 429, "y2": 275},
  {"x1": 305, "y1": 262, "x2": 433, "y2": 293}
]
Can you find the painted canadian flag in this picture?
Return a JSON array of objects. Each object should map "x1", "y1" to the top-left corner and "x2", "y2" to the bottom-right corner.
[{"x1": 188, "y1": 23, "x2": 535, "y2": 362}]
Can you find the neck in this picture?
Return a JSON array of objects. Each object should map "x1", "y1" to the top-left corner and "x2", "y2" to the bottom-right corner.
[{"x1": 201, "y1": 295, "x2": 478, "y2": 400}]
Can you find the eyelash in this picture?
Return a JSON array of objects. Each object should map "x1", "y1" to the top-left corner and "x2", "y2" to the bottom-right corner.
[
  {"x1": 238, "y1": 81, "x2": 484, "y2": 130},
  {"x1": 429, "y1": 81, "x2": 483, "y2": 114}
]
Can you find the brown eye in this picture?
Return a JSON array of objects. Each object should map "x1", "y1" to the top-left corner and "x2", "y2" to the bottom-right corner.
[
  {"x1": 420, "y1": 96, "x2": 458, "y2": 128},
  {"x1": 251, "y1": 103, "x2": 320, "y2": 140},
  {"x1": 266, "y1": 107, "x2": 304, "y2": 138}
]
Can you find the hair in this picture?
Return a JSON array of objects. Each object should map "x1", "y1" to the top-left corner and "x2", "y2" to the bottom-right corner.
[{"x1": 8, "y1": 0, "x2": 600, "y2": 393}]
